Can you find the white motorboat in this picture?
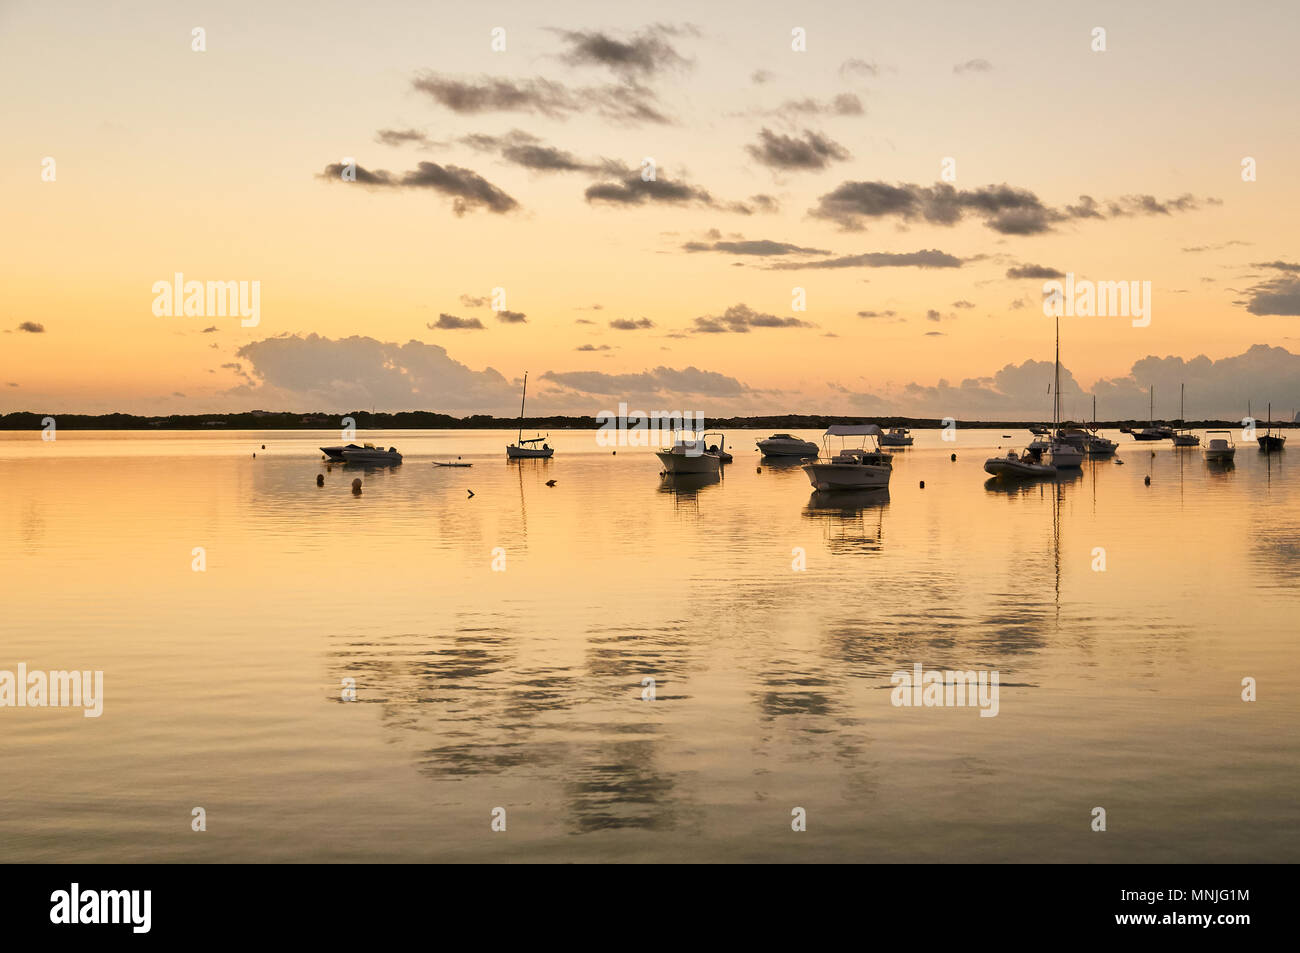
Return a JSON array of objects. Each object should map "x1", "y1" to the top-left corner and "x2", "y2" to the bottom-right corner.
[
  {"x1": 341, "y1": 443, "x2": 402, "y2": 464},
  {"x1": 655, "y1": 431, "x2": 727, "y2": 475},
  {"x1": 1048, "y1": 442, "x2": 1084, "y2": 468},
  {"x1": 802, "y1": 424, "x2": 893, "y2": 490},
  {"x1": 756, "y1": 433, "x2": 819, "y2": 457},
  {"x1": 878, "y1": 427, "x2": 914, "y2": 447},
  {"x1": 984, "y1": 449, "x2": 1057, "y2": 479},
  {"x1": 1203, "y1": 430, "x2": 1236, "y2": 463},
  {"x1": 506, "y1": 372, "x2": 554, "y2": 459}
]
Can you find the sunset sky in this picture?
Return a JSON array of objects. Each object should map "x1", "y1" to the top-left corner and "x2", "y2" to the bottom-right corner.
[{"x1": 3, "y1": 0, "x2": 1299, "y2": 420}]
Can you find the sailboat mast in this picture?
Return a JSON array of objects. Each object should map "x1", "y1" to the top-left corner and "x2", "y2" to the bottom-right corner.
[
  {"x1": 1054, "y1": 312, "x2": 1060, "y2": 430},
  {"x1": 1180, "y1": 382, "x2": 1184, "y2": 423},
  {"x1": 518, "y1": 371, "x2": 528, "y2": 443}
]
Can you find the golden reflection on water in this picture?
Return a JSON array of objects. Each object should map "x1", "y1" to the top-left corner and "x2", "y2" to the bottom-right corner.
[{"x1": 1, "y1": 429, "x2": 1297, "y2": 861}]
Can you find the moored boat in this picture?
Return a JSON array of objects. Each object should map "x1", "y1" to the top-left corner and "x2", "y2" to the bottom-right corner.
[
  {"x1": 802, "y1": 425, "x2": 893, "y2": 490},
  {"x1": 756, "y1": 433, "x2": 819, "y2": 457},
  {"x1": 984, "y1": 450, "x2": 1057, "y2": 479},
  {"x1": 655, "y1": 431, "x2": 727, "y2": 475},
  {"x1": 878, "y1": 427, "x2": 914, "y2": 447}
]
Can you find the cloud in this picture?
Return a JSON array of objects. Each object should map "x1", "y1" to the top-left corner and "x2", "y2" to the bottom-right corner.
[
  {"x1": 576, "y1": 344, "x2": 612, "y2": 351},
  {"x1": 460, "y1": 294, "x2": 489, "y2": 307},
  {"x1": 682, "y1": 238, "x2": 830, "y2": 256},
  {"x1": 412, "y1": 73, "x2": 671, "y2": 124},
  {"x1": 320, "y1": 161, "x2": 519, "y2": 215},
  {"x1": 840, "y1": 58, "x2": 879, "y2": 79},
  {"x1": 953, "y1": 300, "x2": 975, "y2": 308},
  {"x1": 810, "y1": 180, "x2": 1211, "y2": 234},
  {"x1": 496, "y1": 310, "x2": 527, "y2": 324},
  {"x1": 609, "y1": 317, "x2": 655, "y2": 330},
  {"x1": 230, "y1": 334, "x2": 520, "y2": 412},
  {"x1": 17, "y1": 322, "x2": 45, "y2": 333},
  {"x1": 554, "y1": 25, "x2": 692, "y2": 79},
  {"x1": 691, "y1": 303, "x2": 815, "y2": 333},
  {"x1": 857, "y1": 310, "x2": 898, "y2": 318},
  {"x1": 376, "y1": 128, "x2": 434, "y2": 148},
  {"x1": 769, "y1": 249, "x2": 963, "y2": 270},
  {"x1": 585, "y1": 170, "x2": 753, "y2": 211},
  {"x1": 429, "y1": 313, "x2": 485, "y2": 330},
  {"x1": 751, "y1": 69, "x2": 774, "y2": 84},
  {"x1": 746, "y1": 128, "x2": 851, "y2": 171},
  {"x1": 1241, "y1": 262, "x2": 1300, "y2": 316},
  {"x1": 461, "y1": 129, "x2": 607, "y2": 173},
  {"x1": 772, "y1": 94, "x2": 864, "y2": 118},
  {"x1": 201, "y1": 325, "x2": 219, "y2": 333},
  {"x1": 1182, "y1": 240, "x2": 1251, "y2": 253},
  {"x1": 541, "y1": 365, "x2": 749, "y2": 397},
  {"x1": 926, "y1": 309, "x2": 943, "y2": 322},
  {"x1": 1006, "y1": 263, "x2": 1065, "y2": 279},
  {"x1": 953, "y1": 58, "x2": 993, "y2": 74}
]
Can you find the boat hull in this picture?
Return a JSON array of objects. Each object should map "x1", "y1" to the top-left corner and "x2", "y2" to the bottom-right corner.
[
  {"x1": 757, "y1": 440, "x2": 818, "y2": 457},
  {"x1": 984, "y1": 458, "x2": 1057, "y2": 478},
  {"x1": 1257, "y1": 435, "x2": 1286, "y2": 452},
  {"x1": 802, "y1": 462, "x2": 891, "y2": 490},
  {"x1": 341, "y1": 451, "x2": 402, "y2": 465},
  {"x1": 507, "y1": 445, "x2": 553, "y2": 459},
  {"x1": 1048, "y1": 446, "x2": 1084, "y2": 468},
  {"x1": 878, "y1": 436, "x2": 914, "y2": 447},
  {"x1": 656, "y1": 450, "x2": 721, "y2": 474},
  {"x1": 1205, "y1": 449, "x2": 1236, "y2": 462}
]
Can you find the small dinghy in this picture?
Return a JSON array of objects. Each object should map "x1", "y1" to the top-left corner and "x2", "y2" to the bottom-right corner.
[{"x1": 433, "y1": 461, "x2": 472, "y2": 468}]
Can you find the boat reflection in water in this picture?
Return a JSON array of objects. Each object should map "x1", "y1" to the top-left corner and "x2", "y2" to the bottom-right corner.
[
  {"x1": 656, "y1": 470, "x2": 722, "y2": 496},
  {"x1": 983, "y1": 467, "x2": 1083, "y2": 495},
  {"x1": 804, "y1": 487, "x2": 890, "y2": 513}
]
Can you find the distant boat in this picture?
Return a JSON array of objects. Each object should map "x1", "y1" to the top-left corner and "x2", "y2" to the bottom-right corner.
[
  {"x1": 1122, "y1": 386, "x2": 1174, "y2": 441},
  {"x1": 1172, "y1": 383, "x2": 1200, "y2": 447},
  {"x1": 1047, "y1": 313, "x2": 1083, "y2": 469},
  {"x1": 342, "y1": 444, "x2": 402, "y2": 464},
  {"x1": 321, "y1": 443, "x2": 363, "y2": 461},
  {"x1": 878, "y1": 426, "x2": 914, "y2": 447},
  {"x1": 506, "y1": 372, "x2": 554, "y2": 459},
  {"x1": 803, "y1": 424, "x2": 893, "y2": 490},
  {"x1": 1204, "y1": 430, "x2": 1236, "y2": 463},
  {"x1": 756, "y1": 433, "x2": 819, "y2": 457},
  {"x1": 432, "y1": 461, "x2": 472, "y2": 468},
  {"x1": 1084, "y1": 396, "x2": 1117, "y2": 456},
  {"x1": 656, "y1": 431, "x2": 727, "y2": 475},
  {"x1": 1257, "y1": 402, "x2": 1286, "y2": 452}
]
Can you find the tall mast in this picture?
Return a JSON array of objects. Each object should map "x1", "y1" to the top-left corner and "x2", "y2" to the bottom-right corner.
[
  {"x1": 1149, "y1": 386, "x2": 1154, "y2": 426},
  {"x1": 1054, "y1": 312, "x2": 1061, "y2": 431},
  {"x1": 1180, "y1": 382, "x2": 1184, "y2": 422},
  {"x1": 518, "y1": 371, "x2": 528, "y2": 443}
]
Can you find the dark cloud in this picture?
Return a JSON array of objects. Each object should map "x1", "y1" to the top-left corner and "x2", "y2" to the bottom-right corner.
[
  {"x1": 857, "y1": 310, "x2": 897, "y2": 318},
  {"x1": 576, "y1": 344, "x2": 612, "y2": 351},
  {"x1": 609, "y1": 317, "x2": 655, "y2": 330},
  {"x1": 201, "y1": 325, "x2": 219, "y2": 333},
  {"x1": 953, "y1": 300, "x2": 975, "y2": 308},
  {"x1": 17, "y1": 322, "x2": 45, "y2": 333},
  {"x1": 1182, "y1": 240, "x2": 1251, "y2": 253},
  {"x1": 320, "y1": 161, "x2": 518, "y2": 215},
  {"x1": 746, "y1": 128, "x2": 850, "y2": 171},
  {"x1": 953, "y1": 58, "x2": 993, "y2": 74},
  {"x1": 1242, "y1": 261, "x2": 1300, "y2": 315},
  {"x1": 1006, "y1": 263, "x2": 1065, "y2": 279},
  {"x1": 585, "y1": 170, "x2": 754, "y2": 212},
  {"x1": 810, "y1": 180, "x2": 1211, "y2": 234},
  {"x1": 682, "y1": 238, "x2": 829, "y2": 256},
  {"x1": 376, "y1": 128, "x2": 434, "y2": 148},
  {"x1": 460, "y1": 294, "x2": 489, "y2": 307},
  {"x1": 555, "y1": 25, "x2": 692, "y2": 79},
  {"x1": 496, "y1": 310, "x2": 528, "y2": 324},
  {"x1": 691, "y1": 303, "x2": 815, "y2": 333},
  {"x1": 461, "y1": 130, "x2": 607, "y2": 173},
  {"x1": 429, "y1": 313, "x2": 485, "y2": 330},
  {"x1": 926, "y1": 310, "x2": 943, "y2": 322},
  {"x1": 412, "y1": 73, "x2": 671, "y2": 124},
  {"x1": 769, "y1": 249, "x2": 963, "y2": 270}
]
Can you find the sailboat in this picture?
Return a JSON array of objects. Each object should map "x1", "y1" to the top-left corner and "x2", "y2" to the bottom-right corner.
[
  {"x1": 1258, "y1": 402, "x2": 1287, "y2": 452},
  {"x1": 1047, "y1": 313, "x2": 1083, "y2": 468},
  {"x1": 506, "y1": 372, "x2": 554, "y2": 459},
  {"x1": 1172, "y1": 383, "x2": 1200, "y2": 447},
  {"x1": 1122, "y1": 386, "x2": 1175, "y2": 441},
  {"x1": 1084, "y1": 395, "x2": 1117, "y2": 456}
]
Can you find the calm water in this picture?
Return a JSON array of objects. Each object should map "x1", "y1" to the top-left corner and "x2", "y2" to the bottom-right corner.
[{"x1": 1, "y1": 428, "x2": 1296, "y2": 862}]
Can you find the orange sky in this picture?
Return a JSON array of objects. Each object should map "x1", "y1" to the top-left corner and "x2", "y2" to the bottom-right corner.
[{"x1": 2, "y1": 0, "x2": 1298, "y2": 419}]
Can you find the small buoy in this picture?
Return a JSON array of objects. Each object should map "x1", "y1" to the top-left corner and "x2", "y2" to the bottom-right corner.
[
  {"x1": 252, "y1": 452, "x2": 256, "y2": 458},
  {"x1": 261, "y1": 444, "x2": 265, "y2": 450},
  {"x1": 546, "y1": 479, "x2": 556, "y2": 487},
  {"x1": 467, "y1": 489, "x2": 475, "y2": 498},
  {"x1": 316, "y1": 474, "x2": 324, "y2": 487},
  {"x1": 1144, "y1": 475, "x2": 1151, "y2": 486},
  {"x1": 351, "y1": 478, "x2": 362, "y2": 495},
  {"x1": 919, "y1": 480, "x2": 926, "y2": 489},
  {"x1": 756, "y1": 466, "x2": 762, "y2": 474},
  {"x1": 612, "y1": 450, "x2": 616, "y2": 455},
  {"x1": 950, "y1": 453, "x2": 956, "y2": 461}
]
